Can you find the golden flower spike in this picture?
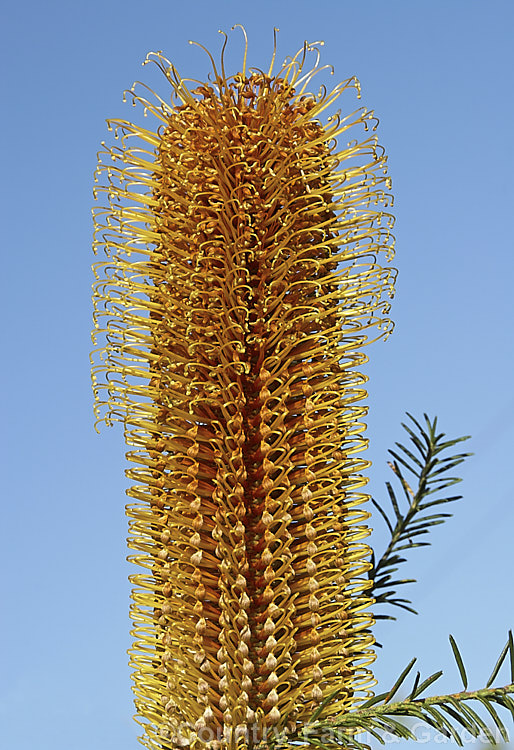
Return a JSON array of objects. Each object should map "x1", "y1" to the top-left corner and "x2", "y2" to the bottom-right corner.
[{"x1": 91, "y1": 27, "x2": 396, "y2": 750}]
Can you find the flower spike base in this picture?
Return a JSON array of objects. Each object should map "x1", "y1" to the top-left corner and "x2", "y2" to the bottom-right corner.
[{"x1": 92, "y1": 29, "x2": 395, "y2": 750}]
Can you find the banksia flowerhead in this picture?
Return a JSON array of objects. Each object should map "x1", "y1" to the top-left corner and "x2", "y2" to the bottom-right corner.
[{"x1": 92, "y1": 29, "x2": 395, "y2": 750}]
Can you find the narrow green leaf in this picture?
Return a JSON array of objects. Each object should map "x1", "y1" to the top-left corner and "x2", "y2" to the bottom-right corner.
[
  {"x1": 385, "y1": 480, "x2": 401, "y2": 520},
  {"x1": 413, "y1": 512, "x2": 453, "y2": 523},
  {"x1": 449, "y1": 634, "x2": 468, "y2": 689},
  {"x1": 398, "y1": 702, "x2": 427, "y2": 722},
  {"x1": 405, "y1": 411, "x2": 426, "y2": 436},
  {"x1": 399, "y1": 423, "x2": 426, "y2": 453},
  {"x1": 430, "y1": 460, "x2": 466, "y2": 476},
  {"x1": 354, "y1": 722, "x2": 386, "y2": 743},
  {"x1": 415, "y1": 711, "x2": 449, "y2": 737},
  {"x1": 309, "y1": 686, "x2": 340, "y2": 722},
  {"x1": 373, "y1": 573, "x2": 394, "y2": 587},
  {"x1": 459, "y1": 701, "x2": 495, "y2": 743},
  {"x1": 382, "y1": 554, "x2": 407, "y2": 566},
  {"x1": 391, "y1": 444, "x2": 424, "y2": 470},
  {"x1": 487, "y1": 640, "x2": 509, "y2": 687},
  {"x1": 425, "y1": 412, "x2": 436, "y2": 434},
  {"x1": 413, "y1": 669, "x2": 443, "y2": 697},
  {"x1": 389, "y1": 719, "x2": 416, "y2": 741},
  {"x1": 419, "y1": 495, "x2": 462, "y2": 510},
  {"x1": 385, "y1": 658, "x2": 417, "y2": 703},
  {"x1": 378, "y1": 578, "x2": 416, "y2": 589},
  {"x1": 397, "y1": 529, "x2": 430, "y2": 542},
  {"x1": 438, "y1": 702, "x2": 475, "y2": 733},
  {"x1": 509, "y1": 629, "x2": 514, "y2": 683},
  {"x1": 495, "y1": 693, "x2": 514, "y2": 723},
  {"x1": 425, "y1": 485, "x2": 460, "y2": 499},
  {"x1": 358, "y1": 691, "x2": 389, "y2": 709},
  {"x1": 422, "y1": 705, "x2": 450, "y2": 733},
  {"x1": 385, "y1": 600, "x2": 418, "y2": 614},
  {"x1": 395, "y1": 541, "x2": 430, "y2": 551},
  {"x1": 330, "y1": 729, "x2": 369, "y2": 750},
  {"x1": 375, "y1": 716, "x2": 415, "y2": 740},
  {"x1": 398, "y1": 522, "x2": 442, "y2": 537},
  {"x1": 476, "y1": 695, "x2": 509, "y2": 742},
  {"x1": 403, "y1": 415, "x2": 429, "y2": 451},
  {"x1": 441, "y1": 720, "x2": 466, "y2": 745},
  {"x1": 425, "y1": 706, "x2": 463, "y2": 747},
  {"x1": 299, "y1": 737, "x2": 333, "y2": 749},
  {"x1": 389, "y1": 451, "x2": 421, "y2": 479},
  {"x1": 371, "y1": 497, "x2": 394, "y2": 535},
  {"x1": 435, "y1": 436, "x2": 472, "y2": 452},
  {"x1": 409, "y1": 670, "x2": 421, "y2": 700}
]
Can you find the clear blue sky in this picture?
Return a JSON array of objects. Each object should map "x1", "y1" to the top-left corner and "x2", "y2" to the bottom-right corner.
[{"x1": 1, "y1": 1, "x2": 513, "y2": 749}]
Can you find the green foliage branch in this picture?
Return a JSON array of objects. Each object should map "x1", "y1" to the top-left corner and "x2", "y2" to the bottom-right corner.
[
  {"x1": 369, "y1": 413, "x2": 472, "y2": 619},
  {"x1": 273, "y1": 636, "x2": 514, "y2": 749}
]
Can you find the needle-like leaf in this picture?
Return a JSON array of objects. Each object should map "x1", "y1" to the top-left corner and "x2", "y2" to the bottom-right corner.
[
  {"x1": 509, "y1": 630, "x2": 514, "y2": 683},
  {"x1": 413, "y1": 670, "x2": 444, "y2": 698},
  {"x1": 487, "y1": 640, "x2": 510, "y2": 688},
  {"x1": 309, "y1": 687, "x2": 341, "y2": 722},
  {"x1": 449, "y1": 635, "x2": 468, "y2": 690},
  {"x1": 409, "y1": 671, "x2": 421, "y2": 700},
  {"x1": 385, "y1": 658, "x2": 417, "y2": 703}
]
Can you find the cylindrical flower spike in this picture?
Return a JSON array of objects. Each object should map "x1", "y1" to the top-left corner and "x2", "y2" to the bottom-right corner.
[{"x1": 92, "y1": 29, "x2": 395, "y2": 750}]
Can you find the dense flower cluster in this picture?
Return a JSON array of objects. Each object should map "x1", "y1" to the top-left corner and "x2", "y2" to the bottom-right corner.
[{"x1": 92, "y1": 36, "x2": 395, "y2": 750}]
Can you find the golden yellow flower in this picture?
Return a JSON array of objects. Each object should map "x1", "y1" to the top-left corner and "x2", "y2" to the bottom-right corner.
[{"x1": 92, "y1": 29, "x2": 395, "y2": 750}]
